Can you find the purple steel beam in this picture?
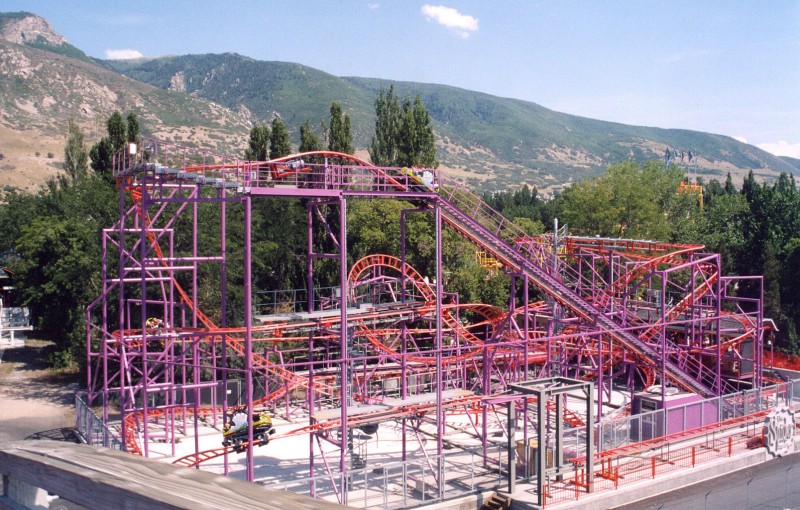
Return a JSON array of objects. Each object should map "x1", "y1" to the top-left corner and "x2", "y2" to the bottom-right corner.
[
  {"x1": 435, "y1": 201, "x2": 444, "y2": 498},
  {"x1": 244, "y1": 195, "x2": 255, "y2": 482},
  {"x1": 338, "y1": 195, "x2": 348, "y2": 504}
]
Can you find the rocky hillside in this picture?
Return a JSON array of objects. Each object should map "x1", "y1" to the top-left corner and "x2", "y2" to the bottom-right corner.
[
  {"x1": 0, "y1": 13, "x2": 250, "y2": 191},
  {"x1": 0, "y1": 11, "x2": 798, "y2": 194}
]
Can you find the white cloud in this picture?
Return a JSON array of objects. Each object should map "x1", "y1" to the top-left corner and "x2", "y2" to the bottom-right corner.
[
  {"x1": 757, "y1": 140, "x2": 800, "y2": 159},
  {"x1": 732, "y1": 136, "x2": 748, "y2": 144},
  {"x1": 367, "y1": 3, "x2": 379, "y2": 9},
  {"x1": 105, "y1": 49, "x2": 144, "y2": 60},
  {"x1": 421, "y1": 5, "x2": 478, "y2": 38}
]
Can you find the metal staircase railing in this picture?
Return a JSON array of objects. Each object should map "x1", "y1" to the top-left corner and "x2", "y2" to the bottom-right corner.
[{"x1": 433, "y1": 177, "x2": 717, "y2": 397}]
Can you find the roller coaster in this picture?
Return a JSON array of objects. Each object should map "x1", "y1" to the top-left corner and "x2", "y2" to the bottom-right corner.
[{"x1": 85, "y1": 139, "x2": 766, "y2": 505}]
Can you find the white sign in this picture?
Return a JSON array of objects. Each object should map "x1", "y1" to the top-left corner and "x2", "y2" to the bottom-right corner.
[{"x1": 765, "y1": 406, "x2": 796, "y2": 457}]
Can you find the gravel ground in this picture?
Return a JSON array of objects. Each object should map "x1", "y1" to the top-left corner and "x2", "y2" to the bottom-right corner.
[{"x1": 0, "y1": 340, "x2": 78, "y2": 444}]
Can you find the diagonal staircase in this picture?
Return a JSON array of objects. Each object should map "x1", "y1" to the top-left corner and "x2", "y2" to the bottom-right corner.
[{"x1": 431, "y1": 180, "x2": 718, "y2": 397}]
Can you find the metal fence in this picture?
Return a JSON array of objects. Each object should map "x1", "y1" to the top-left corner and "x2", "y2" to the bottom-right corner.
[
  {"x1": 74, "y1": 393, "x2": 124, "y2": 450},
  {"x1": 552, "y1": 379, "x2": 800, "y2": 462},
  {"x1": 268, "y1": 445, "x2": 507, "y2": 509},
  {"x1": 538, "y1": 379, "x2": 800, "y2": 506},
  {"x1": 254, "y1": 286, "x2": 342, "y2": 315}
]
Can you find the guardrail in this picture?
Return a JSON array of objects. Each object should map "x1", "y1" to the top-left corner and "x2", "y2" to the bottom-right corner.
[{"x1": 74, "y1": 393, "x2": 124, "y2": 451}]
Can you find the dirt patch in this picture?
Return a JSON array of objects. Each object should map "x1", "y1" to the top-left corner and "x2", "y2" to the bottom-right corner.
[
  {"x1": 0, "y1": 339, "x2": 79, "y2": 443},
  {"x1": 0, "y1": 123, "x2": 64, "y2": 191}
]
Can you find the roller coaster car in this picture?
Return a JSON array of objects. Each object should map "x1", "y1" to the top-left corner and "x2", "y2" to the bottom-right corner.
[
  {"x1": 400, "y1": 167, "x2": 437, "y2": 192},
  {"x1": 222, "y1": 411, "x2": 275, "y2": 452}
]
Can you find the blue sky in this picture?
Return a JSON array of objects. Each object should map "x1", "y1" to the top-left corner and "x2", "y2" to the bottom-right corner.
[{"x1": 5, "y1": 1, "x2": 800, "y2": 157}]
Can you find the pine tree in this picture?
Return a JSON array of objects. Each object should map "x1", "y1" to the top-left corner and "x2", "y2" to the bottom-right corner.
[{"x1": 269, "y1": 118, "x2": 292, "y2": 158}]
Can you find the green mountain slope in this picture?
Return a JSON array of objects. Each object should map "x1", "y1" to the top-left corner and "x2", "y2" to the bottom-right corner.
[
  {"x1": 108, "y1": 54, "x2": 377, "y2": 145},
  {"x1": 108, "y1": 53, "x2": 799, "y2": 193}
]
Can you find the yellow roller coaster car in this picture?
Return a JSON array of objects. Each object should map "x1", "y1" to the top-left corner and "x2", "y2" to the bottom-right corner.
[{"x1": 222, "y1": 410, "x2": 275, "y2": 452}]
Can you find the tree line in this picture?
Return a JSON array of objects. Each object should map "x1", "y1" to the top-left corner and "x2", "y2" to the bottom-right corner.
[
  {"x1": 1, "y1": 89, "x2": 798, "y2": 373},
  {"x1": 484, "y1": 162, "x2": 800, "y2": 353},
  {"x1": 242, "y1": 85, "x2": 437, "y2": 168},
  {"x1": 0, "y1": 87, "x2": 440, "y2": 369}
]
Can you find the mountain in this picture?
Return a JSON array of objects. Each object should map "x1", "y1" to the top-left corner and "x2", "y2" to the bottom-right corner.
[
  {"x1": 1, "y1": 12, "x2": 798, "y2": 194},
  {"x1": 103, "y1": 55, "x2": 800, "y2": 193}
]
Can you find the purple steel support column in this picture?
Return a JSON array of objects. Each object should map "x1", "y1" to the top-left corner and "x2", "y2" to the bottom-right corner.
[
  {"x1": 688, "y1": 258, "x2": 698, "y2": 359},
  {"x1": 400, "y1": 210, "x2": 407, "y2": 303},
  {"x1": 481, "y1": 345, "x2": 489, "y2": 466},
  {"x1": 221, "y1": 192, "x2": 229, "y2": 475},
  {"x1": 307, "y1": 202, "x2": 315, "y2": 313},
  {"x1": 192, "y1": 185, "x2": 201, "y2": 459},
  {"x1": 99, "y1": 234, "x2": 108, "y2": 412},
  {"x1": 170, "y1": 228, "x2": 184, "y2": 440},
  {"x1": 661, "y1": 273, "x2": 667, "y2": 406},
  {"x1": 117, "y1": 180, "x2": 127, "y2": 448},
  {"x1": 524, "y1": 274, "x2": 529, "y2": 381},
  {"x1": 509, "y1": 274, "x2": 517, "y2": 383},
  {"x1": 757, "y1": 276, "x2": 764, "y2": 387},
  {"x1": 715, "y1": 255, "x2": 723, "y2": 396},
  {"x1": 140, "y1": 176, "x2": 150, "y2": 457},
  {"x1": 401, "y1": 321, "x2": 408, "y2": 462},
  {"x1": 309, "y1": 333, "x2": 316, "y2": 497},
  {"x1": 338, "y1": 195, "x2": 349, "y2": 504},
  {"x1": 243, "y1": 195, "x2": 255, "y2": 482},
  {"x1": 597, "y1": 332, "x2": 604, "y2": 420},
  {"x1": 435, "y1": 201, "x2": 444, "y2": 499}
]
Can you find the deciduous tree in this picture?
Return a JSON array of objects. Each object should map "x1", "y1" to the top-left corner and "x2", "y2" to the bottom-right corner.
[
  {"x1": 328, "y1": 102, "x2": 353, "y2": 154},
  {"x1": 245, "y1": 124, "x2": 270, "y2": 161},
  {"x1": 269, "y1": 118, "x2": 292, "y2": 158},
  {"x1": 63, "y1": 119, "x2": 88, "y2": 185},
  {"x1": 107, "y1": 111, "x2": 126, "y2": 154},
  {"x1": 126, "y1": 112, "x2": 140, "y2": 145},
  {"x1": 370, "y1": 86, "x2": 401, "y2": 166},
  {"x1": 371, "y1": 87, "x2": 437, "y2": 168},
  {"x1": 299, "y1": 120, "x2": 323, "y2": 153}
]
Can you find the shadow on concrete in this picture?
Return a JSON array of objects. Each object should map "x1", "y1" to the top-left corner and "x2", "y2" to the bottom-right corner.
[{"x1": 25, "y1": 427, "x2": 82, "y2": 444}]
